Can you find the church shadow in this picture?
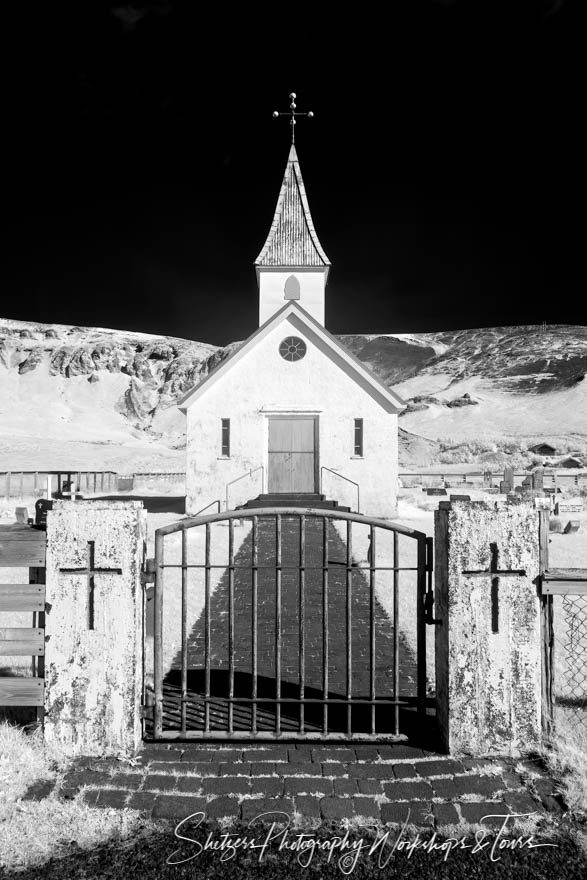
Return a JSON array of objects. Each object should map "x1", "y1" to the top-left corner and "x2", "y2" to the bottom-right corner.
[{"x1": 161, "y1": 517, "x2": 435, "y2": 744}]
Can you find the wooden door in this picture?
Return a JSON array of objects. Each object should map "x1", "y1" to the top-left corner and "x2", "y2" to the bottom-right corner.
[{"x1": 268, "y1": 418, "x2": 316, "y2": 493}]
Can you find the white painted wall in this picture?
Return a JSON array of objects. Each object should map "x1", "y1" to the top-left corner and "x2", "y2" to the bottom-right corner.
[
  {"x1": 185, "y1": 314, "x2": 399, "y2": 518},
  {"x1": 258, "y1": 269, "x2": 327, "y2": 326}
]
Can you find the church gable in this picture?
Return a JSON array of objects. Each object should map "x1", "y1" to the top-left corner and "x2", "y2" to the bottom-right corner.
[{"x1": 178, "y1": 303, "x2": 405, "y2": 414}]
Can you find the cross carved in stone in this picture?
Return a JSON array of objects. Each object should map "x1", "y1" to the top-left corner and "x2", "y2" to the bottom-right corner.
[
  {"x1": 59, "y1": 540, "x2": 122, "y2": 630},
  {"x1": 463, "y1": 542, "x2": 526, "y2": 633}
]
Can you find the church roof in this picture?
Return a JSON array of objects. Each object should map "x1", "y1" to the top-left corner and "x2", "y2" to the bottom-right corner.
[
  {"x1": 178, "y1": 302, "x2": 405, "y2": 413},
  {"x1": 255, "y1": 145, "x2": 331, "y2": 273}
]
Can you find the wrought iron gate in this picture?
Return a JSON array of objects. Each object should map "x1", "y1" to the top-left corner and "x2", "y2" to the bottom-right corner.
[{"x1": 146, "y1": 508, "x2": 434, "y2": 741}]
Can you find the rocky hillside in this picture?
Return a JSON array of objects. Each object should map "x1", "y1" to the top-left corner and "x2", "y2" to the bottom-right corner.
[
  {"x1": 341, "y1": 325, "x2": 587, "y2": 394},
  {"x1": 0, "y1": 318, "x2": 585, "y2": 471},
  {"x1": 0, "y1": 318, "x2": 224, "y2": 421}
]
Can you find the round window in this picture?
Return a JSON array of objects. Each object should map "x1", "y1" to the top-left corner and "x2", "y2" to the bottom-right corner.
[{"x1": 279, "y1": 336, "x2": 307, "y2": 362}]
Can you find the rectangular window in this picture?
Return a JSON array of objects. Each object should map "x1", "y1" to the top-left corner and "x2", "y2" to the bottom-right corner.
[
  {"x1": 354, "y1": 418, "x2": 363, "y2": 456},
  {"x1": 221, "y1": 418, "x2": 230, "y2": 457}
]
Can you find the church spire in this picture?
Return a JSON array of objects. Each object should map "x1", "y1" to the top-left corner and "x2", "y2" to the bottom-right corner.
[
  {"x1": 255, "y1": 144, "x2": 330, "y2": 273},
  {"x1": 255, "y1": 99, "x2": 330, "y2": 327}
]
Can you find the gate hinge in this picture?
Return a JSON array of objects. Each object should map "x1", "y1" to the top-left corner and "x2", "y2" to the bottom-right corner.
[
  {"x1": 141, "y1": 689, "x2": 154, "y2": 720},
  {"x1": 424, "y1": 591, "x2": 441, "y2": 625},
  {"x1": 141, "y1": 558, "x2": 156, "y2": 585}
]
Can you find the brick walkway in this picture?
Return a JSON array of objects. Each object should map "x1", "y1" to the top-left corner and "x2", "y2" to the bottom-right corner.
[{"x1": 26, "y1": 743, "x2": 564, "y2": 828}]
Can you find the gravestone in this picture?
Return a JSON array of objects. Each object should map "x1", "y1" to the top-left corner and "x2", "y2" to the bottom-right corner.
[
  {"x1": 563, "y1": 520, "x2": 581, "y2": 534},
  {"x1": 503, "y1": 467, "x2": 514, "y2": 491},
  {"x1": 556, "y1": 500, "x2": 583, "y2": 515},
  {"x1": 533, "y1": 468, "x2": 544, "y2": 492}
]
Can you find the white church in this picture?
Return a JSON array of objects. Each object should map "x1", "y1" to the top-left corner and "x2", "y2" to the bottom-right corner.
[{"x1": 179, "y1": 137, "x2": 404, "y2": 519}]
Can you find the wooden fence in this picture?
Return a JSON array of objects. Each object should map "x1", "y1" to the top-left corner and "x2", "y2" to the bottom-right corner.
[
  {"x1": 131, "y1": 472, "x2": 185, "y2": 488},
  {"x1": 0, "y1": 471, "x2": 117, "y2": 499},
  {"x1": 399, "y1": 471, "x2": 587, "y2": 490},
  {"x1": 0, "y1": 525, "x2": 46, "y2": 714}
]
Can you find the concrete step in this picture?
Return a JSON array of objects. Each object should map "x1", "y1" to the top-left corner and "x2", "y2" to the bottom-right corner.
[{"x1": 239, "y1": 494, "x2": 351, "y2": 512}]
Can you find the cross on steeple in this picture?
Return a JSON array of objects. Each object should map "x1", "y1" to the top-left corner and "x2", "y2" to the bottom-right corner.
[
  {"x1": 463, "y1": 543, "x2": 526, "y2": 633},
  {"x1": 59, "y1": 541, "x2": 122, "y2": 630},
  {"x1": 273, "y1": 92, "x2": 313, "y2": 144}
]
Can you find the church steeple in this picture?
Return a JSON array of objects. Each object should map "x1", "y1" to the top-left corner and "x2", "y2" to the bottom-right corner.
[{"x1": 255, "y1": 142, "x2": 330, "y2": 327}]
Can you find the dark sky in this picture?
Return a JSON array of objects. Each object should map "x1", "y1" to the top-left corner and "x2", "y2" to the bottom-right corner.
[{"x1": 3, "y1": 1, "x2": 583, "y2": 346}]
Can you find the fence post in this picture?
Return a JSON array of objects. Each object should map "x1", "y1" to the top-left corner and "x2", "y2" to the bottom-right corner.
[
  {"x1": 434, "y1": 499, "x2": 542, "y2": 755},
  {"x1": 539, "y1": 509, "x2": 554, "y2": 741},
  {"x1": 45, "y1": 500, "x2": 147, "y2": 756}
]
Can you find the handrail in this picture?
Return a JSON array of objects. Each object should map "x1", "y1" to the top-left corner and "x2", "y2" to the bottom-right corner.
[
  {"x1": 320, "y1": 466, "x2": 360, "y2": 513},
  {"x1": 192, "y1": 499, "x2": 221, "y2": 517},
  {"x1": 225, "y1": 466, "x2": 265, "y2": 511}
]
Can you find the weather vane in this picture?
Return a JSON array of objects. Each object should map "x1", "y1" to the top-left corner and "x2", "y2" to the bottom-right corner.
[{"x1": 273, "y1": 93, "x2": 313, "y2": 144}]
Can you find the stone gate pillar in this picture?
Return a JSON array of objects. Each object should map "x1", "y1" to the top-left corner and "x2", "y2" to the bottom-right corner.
[
  {"x1": 435, "y1": 499, "x2": 542, "y2": 756},
  {"x1": 45, "y1": 501, "x2": 147, "y2": 756}
]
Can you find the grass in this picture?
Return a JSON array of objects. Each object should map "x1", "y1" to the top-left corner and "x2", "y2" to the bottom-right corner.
[
  {"x1": 543, "y1": 714, "x2": 587, "y2": 820},
  {"x1": 0, "y1": 723, "x2": 151, "y2": 873}
]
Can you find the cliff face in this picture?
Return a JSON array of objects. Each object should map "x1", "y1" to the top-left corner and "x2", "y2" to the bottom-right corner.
[
  {"x1": 0, "y1": 319, "x2": 228, "y2": 429},
  {"x1": 340, "y1": 326, "x2": 587, "y2": 394}
]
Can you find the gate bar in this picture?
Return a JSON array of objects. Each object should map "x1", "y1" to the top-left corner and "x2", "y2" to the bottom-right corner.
[
  {"x1": 153, "y1": 531, "x2": 164, "y2": 740},
  {"x1": 156, "y1": 507, "x2": 428, "y2": 540},
  {"x1": 417, "y1": 537, "x2": 427, "y2": 717},
  {"x1": 252, "y1": 516, "x2": 258, "y2": 734},
  {"x1": 346, "y1": 519, "x2": 353, "y2": 736},
  {"x1": 156, "y1": 731, "x2": 409, "y2": 742},
  {"x1": 160, "y1": 564, "x2": 419, "y2": 572},
  {"x1": 323, "y1": 518, "x2": 329, "y2": 734},
  {"x1": 228, "y1": 520, "x2": 235, "y2": 734},
  {"x1": 369, "y1": 526, "x2": 376, "y2": 735},
  {"x1": 181, "y1": 530, "x2": 188, "y2": 735},
  {"x1": 180, "y1": 696, "x2": 411, "y2": 704},
  {"x1": 393, "y1": 531, "x2": 400, "y2": 736},
  {"x1": 204, "y1": 523, "x2": 211, "y2": 732},
  {"x1": 299, "y1": 515, "x2": 306, "y2": 734},
  {"x1": 275, "y1": 515, "x2": 282, "y2": 735}
]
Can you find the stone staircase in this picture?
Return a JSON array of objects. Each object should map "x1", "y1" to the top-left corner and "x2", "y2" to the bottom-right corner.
[{"x1": 238, "y1": 493, "x2": 351, "y2": 512}]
